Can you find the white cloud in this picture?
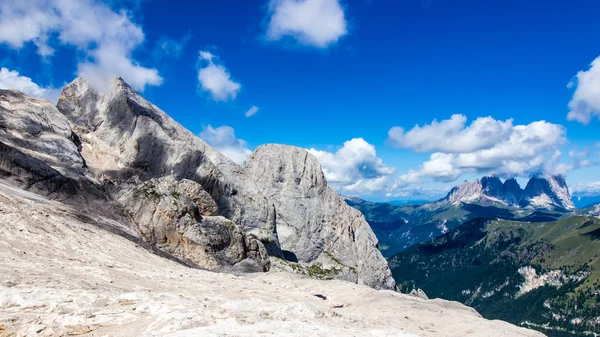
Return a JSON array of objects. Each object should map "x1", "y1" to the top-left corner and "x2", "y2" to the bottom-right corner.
[
  {"x1": 0, "y1": 67, "x2": 60, "y2": 102},
  {"x1": 567, "y1": 55, "x2": 600, "y2": 124},
  {"x1": 0, "y1": 0, "x2": 162, "y2": 92},
  {"x1": 385, "y1": 186, "x2": 449, "y2": 199},
  {"x1": 571, "y1": 181, "x2": 600, "y2": 196},
  {"x1": 245, "y1": 106, "x2": 259, "y2": 117},
  {"x1": 388, "y1": 114, "x2": 514, "y2": 153},
  {"x1": 308, "y1": 138, "x2": 395, "y2": 193},
  {"x1": 198, "y1": 51, "x2": 241, "y2": 102},
  {"x1": 199, "y1": 125, "x2": 252, "y2": 165},
  {"x1": 266, "y1": 0, "x2": 348, "y2": 48},
  {"x1": 394, "y1": 116, "x2": 569, "y2": 184}
]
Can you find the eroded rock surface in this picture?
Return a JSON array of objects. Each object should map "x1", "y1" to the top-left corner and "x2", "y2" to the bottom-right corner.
[
  {"x1": 244, "y1": 144, "x2": 396, "y2": 290},
  {"x1": 114, "y1": 176, "x2": 269, "y2": 271},
  {"x1": 57, "y1": 78, "x2": 281, "y2": 252},
  {"x1": 0, "y1": 77, "x2": 395, "y2": 289}
]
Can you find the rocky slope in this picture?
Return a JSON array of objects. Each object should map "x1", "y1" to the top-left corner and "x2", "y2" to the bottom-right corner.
[
  {"x1": 389, "y1": 216, "x2": 600, "y2": 337},
  {"x1": 0, "y1": 181, "x2": 545, "y2": 337},
  {"x1": 0, "y1": 78, "x2": 395, "y2": 289}
]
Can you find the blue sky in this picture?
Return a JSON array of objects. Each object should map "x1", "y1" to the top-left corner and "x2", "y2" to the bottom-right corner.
[{"x1": 0, "y1": 0, "x2": 599, "y2": 200}]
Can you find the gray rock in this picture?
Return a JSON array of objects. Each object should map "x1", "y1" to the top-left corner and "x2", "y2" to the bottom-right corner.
[
  {"x1": 0, "y1": 77, "x2": 397, "y2": 290},
  {"x1": 0, "y1": 89, "x2": 85, "y2": 174},
  {"x1": 114, "y1": 176, "x2": 270, "y2": 272},
  {"x1": 243, "y1": 144, "x2": 396, "y2": 290},
  {"x1": 0, "y1": 90, "x2": 105, "y2": 203},
  {"x1": 177, "y1": 178, "x2": 219, "y2": 216},
  {"x1": 56, "y1": 78, "x2": 281, "y2": 253},
  {"x1": 409, "y1": 288, "x2": 429, "y2": 300}
]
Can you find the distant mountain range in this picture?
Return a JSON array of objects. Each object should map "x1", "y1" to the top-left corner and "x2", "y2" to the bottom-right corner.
[
  {"x1": 440, "y1": 174, "x2": 574, "y2": 210},
  {"x1": 346, "y1": 174, "x2": 583, "y2": 257},
  {"x1": 348, "y1": 174, "x2": 600, "y2": 336}
]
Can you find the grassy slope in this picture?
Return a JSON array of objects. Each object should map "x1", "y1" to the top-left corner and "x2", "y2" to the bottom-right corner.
[{"x1": 390, "y1": 216, "x2": 600, "y2": 337}]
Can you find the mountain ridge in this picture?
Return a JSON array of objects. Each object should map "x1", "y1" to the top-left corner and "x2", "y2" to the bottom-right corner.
[{"x1": 439, "y1": 174, "x2": 574, "y2": 210}]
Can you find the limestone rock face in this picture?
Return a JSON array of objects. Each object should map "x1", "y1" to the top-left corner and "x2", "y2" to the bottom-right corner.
[
  {"x1": 0, "y1": 77, "x2": 398, "y2": 290},
  {"x1": 56, "y1": 78, "x2": 281, "y2": 252},
  {"x1": 243, "y1": 144, "x2": 396, "y2": 290},
  {"x1": 114, "y1": 176, "x2": 270, "y2": 272},
  {"x1": 0, "y1": 89, "x2": 85, "y2": 174},
  {"x1": 0, "y1": 89, "x2": 104, "y2": 202},
  {"x1": 177, "y1": 178, "x2": 219, "y2": 216}
]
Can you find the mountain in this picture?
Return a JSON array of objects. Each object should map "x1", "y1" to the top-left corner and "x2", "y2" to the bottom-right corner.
[
  {"x1": 441, "y1": 174, "x2": 574, "y2": 210},
  {"x1": 584, "y1": 203, "x2": 600, "y2": 217},
  {"x1": 0, "y1": 78, "x2": 394, "y2": 290},
  {"x1": 347, "y1": 174, "x2": 571, "y2": 257},
  {"x1": 441, "y1": 175, "x2": 520, "y2": 206},
  {"x1": 0, "y1": 178, "x2": 544, "y2": 337},
  {"x1": 521, "y1": 174, "x2": 575, "y2": 210},
  {"x1": 389, "y1": 215, "x2": 600, "y2": 337},
  {"x1": 0, "y1": 78, "x2": 549, "y2": 336}
]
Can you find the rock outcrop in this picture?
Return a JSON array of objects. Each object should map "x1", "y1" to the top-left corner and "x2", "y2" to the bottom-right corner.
[
  {"x1": 0, "y1": 89, "x2": 104, "y2": 203},
  {"x1": 57, "y1": 78, "x2": 281, "y2": 252},
  {"x1": 114, "y1": 176, "x2": 269, "y2": 272},
  {"x1": 244, "y1": 144, "x2": 396, "y2": 289},
  {"x1": 0, "y1": 77, "x2": 395, "y2": 290}
]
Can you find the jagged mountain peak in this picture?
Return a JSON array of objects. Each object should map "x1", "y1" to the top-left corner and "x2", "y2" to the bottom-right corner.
[
  {"x1": 441, "y1": 174, "x2": 574, "y2": 210},
  {"x1": 521, "y1": 174, "x2": 574, "y2": 210}
]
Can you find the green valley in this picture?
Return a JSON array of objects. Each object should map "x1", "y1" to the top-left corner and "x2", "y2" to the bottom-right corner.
[{"x1": 389, "y1": 215, "x2": 600, "y2": 336}]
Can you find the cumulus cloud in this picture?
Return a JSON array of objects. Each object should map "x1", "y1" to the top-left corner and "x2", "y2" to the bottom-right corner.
[
  {"x1": 0, "y1": 67, "x2": 60, "y2": 102},
  {"x1": 567, "y1": 55, "x2": 600, "y2": 124},
  {"x1": 245, "y1": 106, "x2": 259, "y2": 118},
  {"x1": 199, "y1": 125, "x2": 252, "y2": 165},
  {"x1": 0, "y1": 0, "x2": 162, "y2": 92},
  {"x1": 197, "y1": 51, "x2": 241, "y2": 101},
  {"x1": 266, "y1": 0, "x2": 348, "y2": 48},
  {"x1": 568, "y1": 148, "x2": 599, "y2": 170},
  {"x1": 388, "y1": 114, "x2": 514, "y2": 153},
  {"x1": 307, "y1": 138, "x2": 395, "y2": 193},
  {"x1": 394, "y1": 116, "x2": 568, "y2": 184},
  {"x1": 571, "y1": 181, "x2": 600, "y2": 196}
]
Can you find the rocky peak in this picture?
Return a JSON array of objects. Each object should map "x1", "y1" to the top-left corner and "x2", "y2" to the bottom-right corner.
[
  {"x1": 443, "y1": 179, "x2": 483, "y2": 204},
  {"x1": 244, "y1": 144, "x2": 396, "y2": 290},
  {"x1": 502, "y1": 178, "x2": 523, "y2": 204},
  {"x1": 0, "y1": 77, "x2": 396, "y2": 290},
  {"x1": 521, "y1": 174, "x2": 574, "y2": 210},
  {"x1": 481, "y1": 175, "x2": 504, "y2": 199}
]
